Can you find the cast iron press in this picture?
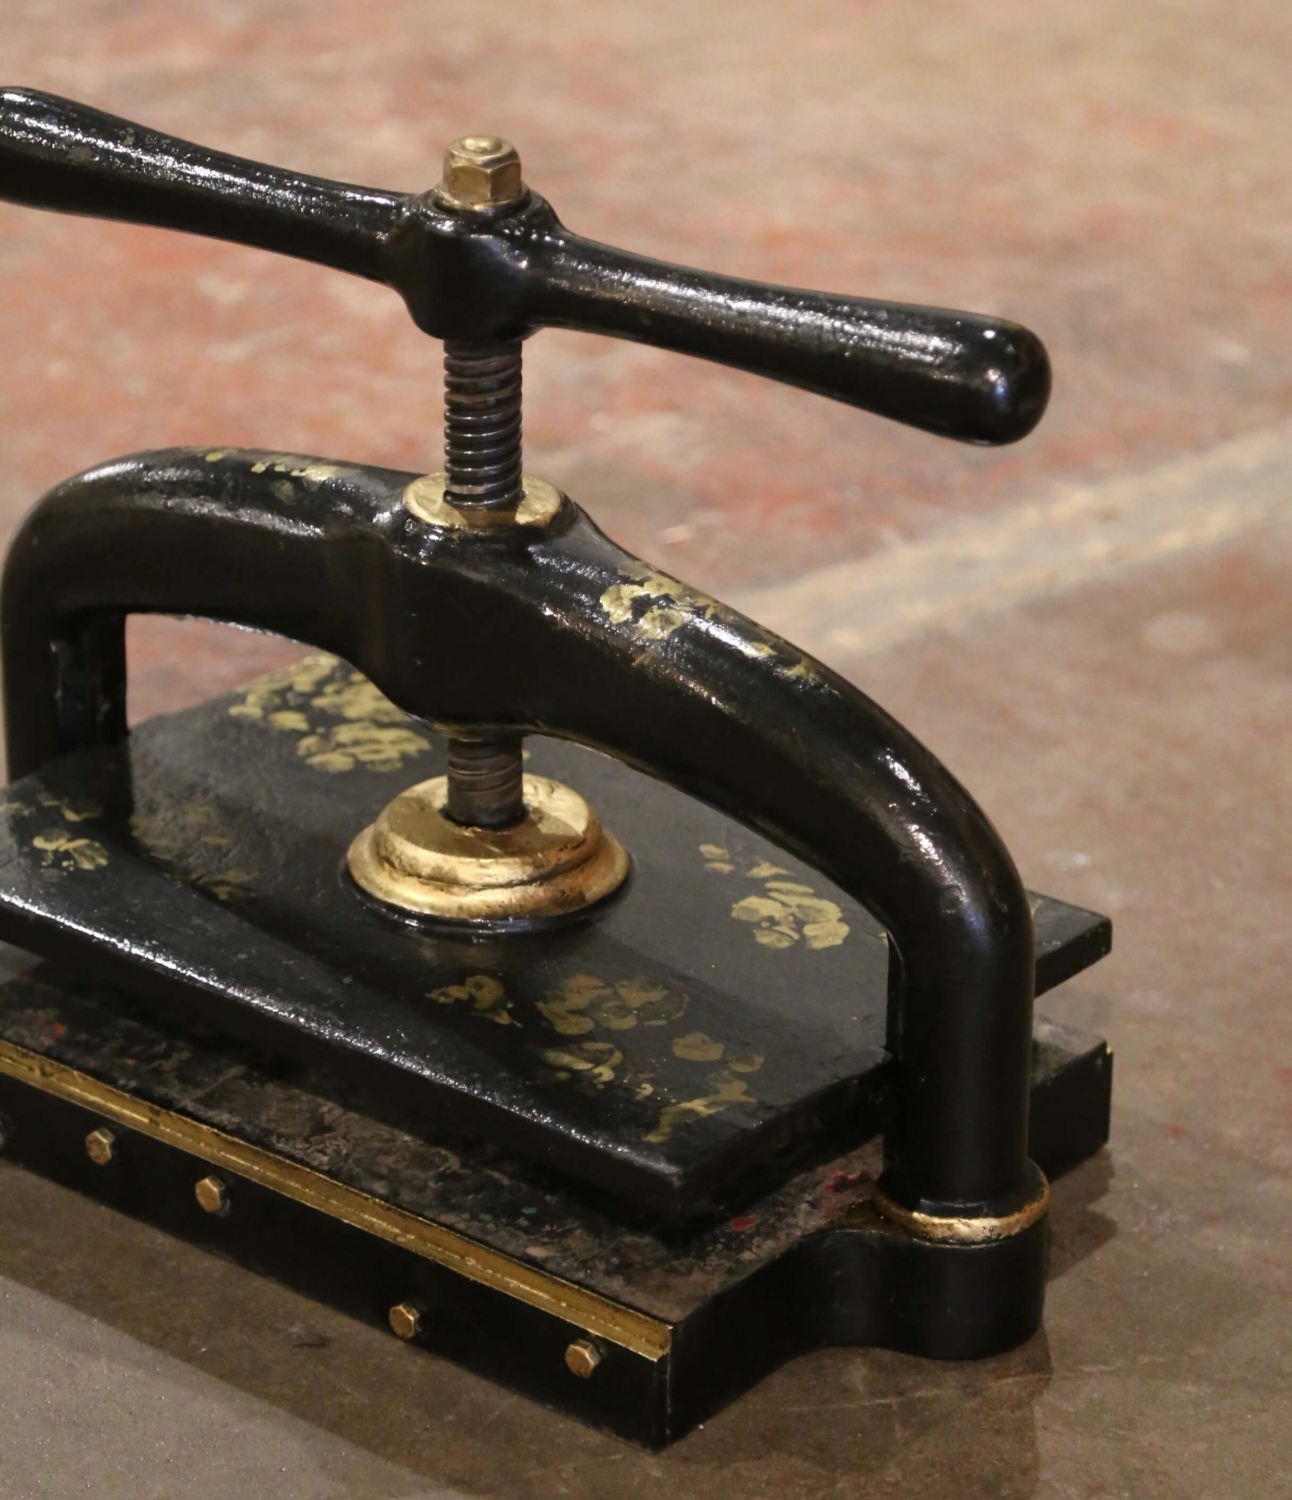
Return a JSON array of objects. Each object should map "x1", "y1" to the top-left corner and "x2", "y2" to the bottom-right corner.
[{"x1": 0, "y1": 91, "x2": 1111, "y2": 1447}]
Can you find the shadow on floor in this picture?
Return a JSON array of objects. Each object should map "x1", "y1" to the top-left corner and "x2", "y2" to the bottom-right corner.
[
  {"x1": 0, "y1": 1138, "x2": 1121, "y2": 1499},
  {"x1": 1048, "y1": 1149, "x2": 1117, "y2": 1279}
]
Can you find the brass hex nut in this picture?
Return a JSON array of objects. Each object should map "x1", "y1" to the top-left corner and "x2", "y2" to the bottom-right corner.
[
  {"x1": 195, "y1": 1175, "x2": 230, "y2": 1215},
  {"x1": 437, "y1": 136, "x2": 523, "y2": 210},
  {"x1": 85, "y1": 1127, "x2": 117, "y2": 1165},
  {"x1": 564, "y1": 1338, "x2": 603, "y2": 1379},
  {"x1": 388, "y1": 1302, "x2": 422, "y2": 1341}
]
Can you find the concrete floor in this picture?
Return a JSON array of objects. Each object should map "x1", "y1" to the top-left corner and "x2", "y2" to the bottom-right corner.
[{"x1": 0, "y1": 2, "x2": 1289, "y2": 1495}]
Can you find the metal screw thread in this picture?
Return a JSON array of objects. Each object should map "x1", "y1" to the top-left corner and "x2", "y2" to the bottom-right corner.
[
  {"x1": 443, "y1": 339, "x2": 523, "y2": 510},
  {"x1": 441, "y1": 339, "x2": 526, "y2": 829},
  {"x1": 445, "y1": 732, "x2": 525, "y2": 829}
]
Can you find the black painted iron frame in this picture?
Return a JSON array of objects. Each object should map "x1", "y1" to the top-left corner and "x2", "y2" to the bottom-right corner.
[
  {"x1": 2, "y1": 448, "x2": 1038, "y2": 1238},
  {"x1": 0, "y1": 86, "x2": 1076, "y2": 1373}
]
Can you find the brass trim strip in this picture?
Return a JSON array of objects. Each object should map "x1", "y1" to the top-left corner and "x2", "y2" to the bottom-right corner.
[
  {"x1": 872, "y1": 1168, "x2": 1051, "y2": 1244},
  {"x1": 0, "y1": 1039, "x2": 672, "y2": 1361}
]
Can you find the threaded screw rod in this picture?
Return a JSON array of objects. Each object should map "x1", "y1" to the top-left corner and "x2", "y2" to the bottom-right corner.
[
  {"x1": 441, "y1": 340, "x2": 527, "y2": 825},
  {"x1": 435, "y1": 135, "x2": 529, "y2": 830},
  {"x1": 444, "y1": 732, "x2": 525, "y2": 829},
  {"x1": 443, "y1": 339, "x2": 524, "y2": 510}
]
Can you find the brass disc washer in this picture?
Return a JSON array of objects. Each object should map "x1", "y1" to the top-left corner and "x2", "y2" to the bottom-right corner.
[{"x1": 346, "y1": 773, "x2": 630, "y2": 923}]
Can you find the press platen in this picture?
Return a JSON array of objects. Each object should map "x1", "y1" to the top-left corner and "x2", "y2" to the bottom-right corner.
[{"x1": 0, "y1": 91, "x2": 1111, "y2": 1447}]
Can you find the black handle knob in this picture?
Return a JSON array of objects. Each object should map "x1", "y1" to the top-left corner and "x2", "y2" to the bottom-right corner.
[
  {"x1": 0, "y1": 87, "x2": 400, "y2": 280},
  {"x1": 0, "y1": 88, "x2": 1050, "y2": 445},
  {"x1": 524, "y1": 228, "x2": 1050, "y2": 445}
]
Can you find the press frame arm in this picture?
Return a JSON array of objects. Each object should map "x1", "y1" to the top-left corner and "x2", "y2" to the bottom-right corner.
[{"x1": 0, "y1": 448, "x2": 1037, "y2": 1223}]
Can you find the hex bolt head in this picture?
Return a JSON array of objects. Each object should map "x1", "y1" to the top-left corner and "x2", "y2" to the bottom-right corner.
[
  {"x1": 564, "y1": 1338, "x2": 603, "y2": 1379},
  {"x1": 388, "y1": 1302, "x2": 422, "y2": 1341},
  {"x1": 85, "y1": 1127, "x2": 117, "y2": 1165},
  {"x1": 436, "y1": 136, "x2": 523, "y2": 210},
  {"x1": 195, "y1": 1175, "x2": 230, "y2": 1215}
]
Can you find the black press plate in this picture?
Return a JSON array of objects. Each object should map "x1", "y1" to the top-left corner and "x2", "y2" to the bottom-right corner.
[{"x1": 0, "y1": 656, "x2": 1111, "y2": 1221}]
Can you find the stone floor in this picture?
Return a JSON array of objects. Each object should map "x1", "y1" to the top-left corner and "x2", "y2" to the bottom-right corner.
[{"x1": 0, "y1": 2, "x2": 1289, "y2": 1496}]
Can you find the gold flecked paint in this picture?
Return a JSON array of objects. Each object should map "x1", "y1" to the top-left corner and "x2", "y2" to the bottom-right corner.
[
  {"x1": 701, "y1": 845, "x2": 850, "y2": 950},
  {"x1": 591, "y1": 976, "x2": 678, "y2": 1030},
  {"x1": 0, "y1": 793, "x2": 103, "y2": 824},
  {"x1": 228, "y1": 656, "x2": 431, "y2": 774},
  {"x1": 247, "y1": 454, "x2": 343, "y2": 488},
  {"x1": 267, "y1": 709, "x2": 311, "y2": 732},
  {"x1": 671, "y1": 1031, "x2": 724, "y2": 1062},
  {"x1": 542, "y1": 1040, "x2": 623, "y2": 1087},
  {"x1": 537, "y1": 973, "x2": 687, "y2": 1037},
  {"x1": 228, "y1": 655, "x2": 337, "y2": 719},
  {"x1": 131, "y1": 801, "x2": 254, "y2": 901},
  {"x1": 646, "y1": 1070, "x2": 755, "y2": 1144},
  {"x1": 430, "y1": 974, "x2": 518, "y2": 1026},
  {"x1": 31, "y1": 831, "x2": 109, "y2": 872},
  {"x1": 36, "y1": 791, "x2": 102, "y2": 823},
  {"x1": 599, "y1": 565, "x2": 825, "y2": 684},
  {"x1": 295, "y1": 721, "x2": 430, "y2": 774},
  {"x1": 698, "y1": 842, "x2": 735, "y2": 873},
  {"x1": 537, "y1": 974, "x2": 601, "y2": 1036},
  {"x1": 598, "y1": 565, "x2": 717, "y2": 642},
  {"x1": 638, "y1": 603, "x2": 690, "y2": 639},
  {"x1": 310, "y1": 672, "x2": 404, "y2": 724},
  {"x1": 599, "y1": 579, "x2": 653, "y2": 624},
  {"x1": 528, "y1": 973, "x2": 764, "y2": 1142},
  {"x1": 299, "y1": 464, "x2": 342, "y2": 487}
]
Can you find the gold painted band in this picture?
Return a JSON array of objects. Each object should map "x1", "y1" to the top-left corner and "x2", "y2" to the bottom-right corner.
[
  {"x1": 0, "y1": 1039, "x2": 671, "y2": 1361},
  {"x1": 403, "y1": 472, "x2": 565, "y2": 530},
  {"x1": 346, "y1": 774, "x2": 631, "y2": 921},
  {"x1": 872, "y1": 1169, "x2": 1051, "y2": 1244}
]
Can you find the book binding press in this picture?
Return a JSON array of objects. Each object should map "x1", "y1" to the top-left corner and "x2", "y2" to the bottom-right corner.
[{"x1": 0, "y1": 91, "x2": 1112, "y2": 1447}]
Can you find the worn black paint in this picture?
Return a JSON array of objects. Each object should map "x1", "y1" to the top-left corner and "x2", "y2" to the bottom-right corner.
[
  {"x1": 0, "y1": 652, "x2": 1110, "y2": 1222},
  {"x1": 0, "y1": 86, "x2": 1110, "y2": 1363},
  {"x1": 2, "y1": 448, "x2": 1075, "y2": 1226},
  {"x1": 0, "y1": 88, "x2": 1049, "y2": 444},
  {"x1": 0, "y1": 967, "x2": 1110, "y2": 1446}
]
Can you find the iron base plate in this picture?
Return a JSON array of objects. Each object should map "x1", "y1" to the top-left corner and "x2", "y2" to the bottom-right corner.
[{"x1": 0, "y1": 961, "x2": 1110, "y2": 1447}]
